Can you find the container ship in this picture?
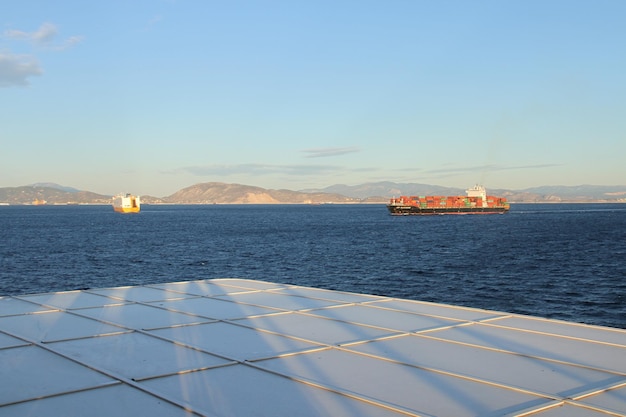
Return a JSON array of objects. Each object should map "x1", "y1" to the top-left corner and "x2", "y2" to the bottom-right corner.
[
  {"x1": 112, "y1": 193, "x2": 141, "y2": 213},
  {"x1": 387, "y1": 185, "x2": 509, "y2": 215}
]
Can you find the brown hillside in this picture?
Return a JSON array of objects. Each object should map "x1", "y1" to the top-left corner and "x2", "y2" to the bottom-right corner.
[{"x1": 163, "y1": 182, "x2": 359, "y2": 204}]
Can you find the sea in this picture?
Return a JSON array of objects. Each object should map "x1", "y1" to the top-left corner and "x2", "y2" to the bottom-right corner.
[{"x1": 1, "y1": 203, "x2": 625, "y2": 329}]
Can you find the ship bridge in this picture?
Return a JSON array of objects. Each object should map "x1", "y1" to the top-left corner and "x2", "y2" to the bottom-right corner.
[{"x1": 466, "y1": 185, "x2": 488, "y2": 207}]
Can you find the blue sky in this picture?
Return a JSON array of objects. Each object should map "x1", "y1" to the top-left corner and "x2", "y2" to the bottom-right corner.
[{"x1": 2, "y1": 1, "x2": 625, "y2": 196}]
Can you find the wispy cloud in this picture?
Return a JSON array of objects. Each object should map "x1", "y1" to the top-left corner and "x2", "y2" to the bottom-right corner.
[
  {"x1": 171, "y1": 163, "x2": 345, "y2": 177},
  {"x1": 0, "y1": 53, "x2": 42, "y2": 87},
  {"x1": 4, "y1": 23, "x2": 55, "y2": 45},
  {"x1": 301, "y1": 147, "x2": 360, "y2": 158},
  {"x1": 139, "y1": 15, "x2": 164, "y2": 32},
  {"x1": 56, "y1": 35, "x2": 84, "y2": 51},
  {"x1": 1, "y1": 23, "x2": 82, "y2": 88},
  {"x1": 148, "y1": 15, "x2": 164, "y2": 27},
  {"x1": 425, "y1": 163, "x2": 560, "y2": 175},
  {"x1": 4, "y1": 22, "x2": 83, "y2": 50}
]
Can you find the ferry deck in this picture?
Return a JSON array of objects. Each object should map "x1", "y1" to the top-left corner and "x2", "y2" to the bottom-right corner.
[{"x1": 1, "y1": 278, "x2": 625, "y2": 416}]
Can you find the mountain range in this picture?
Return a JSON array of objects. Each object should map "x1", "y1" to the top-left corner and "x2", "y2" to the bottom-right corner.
[{"x1": 1, "y1": 182, "x2": 625, "y2": 205}]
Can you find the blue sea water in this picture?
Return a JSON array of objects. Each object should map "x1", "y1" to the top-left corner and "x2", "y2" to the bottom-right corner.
[{"x1": 1, "y1": 203, "x2": 625, "y2": 329}]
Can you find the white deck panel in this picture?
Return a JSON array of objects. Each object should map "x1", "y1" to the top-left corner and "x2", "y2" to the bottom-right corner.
[
  {"x1": 0, "y1": 296, "x2": 54, "y2": 315},
  {"x1": 18, "y1": 291, "x2": 127, "y2": 309},
  {"x1": 150, "y1": 321, "x2": 323, "y2": 361},
  {"x1": 1, "y1": 278, "x2": 625, "y2": 416},
  {"x1": 74, "y1": 303, "x2": 213, "y2": 330},
  {"x1": 147, "y1": 296, "x2": 281, "y2": 320}
]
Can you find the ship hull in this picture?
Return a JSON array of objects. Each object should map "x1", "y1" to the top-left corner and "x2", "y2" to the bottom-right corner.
[
  {"x1": 113, "y1": 206, "x2": 140, "y2": 214},
  {"x1": 387, "y1": 205, "x2": 508, "y2": 215}
]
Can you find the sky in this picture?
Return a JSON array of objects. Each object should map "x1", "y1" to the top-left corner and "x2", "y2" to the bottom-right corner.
[{"x1": 1, "y1": 1, "x2": 625, "y2": 197}]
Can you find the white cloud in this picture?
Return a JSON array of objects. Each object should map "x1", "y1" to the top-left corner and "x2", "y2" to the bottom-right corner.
[
  {"x1": 425, "y1": 163, "x2": 560, "y2": 175},
  {"x1": 56, "y1": 35, "x2": 84, "y2": 51},
  {"x1": 176, "y1": 163, "x2": 343, "y2": 177},
  {"x1": 5, "y1": 22, "x2": 57, "y2": 46},
  {"x1": 4, "y1": 22, "x2": 83, "y2": 50},
  {"x1": 31, "y1": 22, "x2": 59, "y2": 46},
  {"x1": 0, "y1": 53, "x2": 42, "y2": 87},
  {"x1": 301, "y1": 147, "x2": 360, "y2": 158},
  {"x1": 1, "y1": 23, "x2": 83, "y2": 87}
]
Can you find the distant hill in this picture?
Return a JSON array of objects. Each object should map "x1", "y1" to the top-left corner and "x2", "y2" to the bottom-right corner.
[
  {"x1": 0, "y1": 186, "x2": 111, "y2": 205},
  {"x1": 516, "y1": 185, "x2": 626, "y2": 201},
  {"x1": 29, "y1": 183, "x2": 82, "y2": 193},
  {"x1": 308, "y1": 182, "x2": 626, "y2": 203},
  {"x1": 1, "y1": 182, "x2": 625, "y2": 205},
  {"x1": 303, "y1": 182, "x2": 464, "y2": 200},
  {"x1": 163, "y1": 182, "x2": 359, "y2": 204}
]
